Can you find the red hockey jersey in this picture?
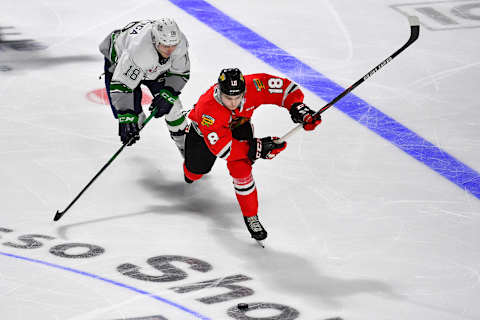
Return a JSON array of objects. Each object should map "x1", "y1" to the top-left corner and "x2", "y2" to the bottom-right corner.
[{"x1": 188, "y1": 73, "x2": 304, "y2": 161}]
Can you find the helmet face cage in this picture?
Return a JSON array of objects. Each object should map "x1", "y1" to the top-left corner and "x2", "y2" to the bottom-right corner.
[
  {"x1": 152, "y1": 18, "x2": 180, "y2": 46},
  {"x1": 218, "y1": 68, "x2": 246, "y2": 96}
]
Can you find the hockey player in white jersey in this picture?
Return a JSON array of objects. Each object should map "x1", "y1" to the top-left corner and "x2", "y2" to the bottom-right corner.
[{"x1": 99, "y1": 18, "x2": 190, "y2": 155}]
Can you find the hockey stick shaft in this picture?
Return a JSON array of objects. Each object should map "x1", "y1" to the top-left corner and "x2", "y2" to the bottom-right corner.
[
  {"x1": 53, "y1": 107, "x2": 159, "y2": 221},
  {"x1": 278, "y1": 16, "x2": 420, "y2": 143}
]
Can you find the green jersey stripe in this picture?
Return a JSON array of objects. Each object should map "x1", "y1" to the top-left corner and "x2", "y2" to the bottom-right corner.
[
  {"x1": 167, "y1": 71, "x2": 190, "y2": 80},
  {"x1": 110, "y1": 33, "x2": 118, "y2": 62},
  {"x1": 166, "y1": 114, "x2": 186, "y2": 127},
  {"x1": 110, "y1": 83, "x2": 133, "y2": 93}
]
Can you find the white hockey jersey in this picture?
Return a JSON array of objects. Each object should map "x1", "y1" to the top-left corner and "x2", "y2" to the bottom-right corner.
[{"x1": 99, "y1": 20, "x2": 190, "y2": 112}]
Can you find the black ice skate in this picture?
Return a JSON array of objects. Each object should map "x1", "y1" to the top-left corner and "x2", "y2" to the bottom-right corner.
[{"x1": 244, "y1": 215, "x2": 267, "y2": 247}]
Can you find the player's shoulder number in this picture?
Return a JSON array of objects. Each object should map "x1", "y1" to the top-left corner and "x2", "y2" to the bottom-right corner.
[{"x1": 267, "y1": 77, "x2": 283, "y2": 94}]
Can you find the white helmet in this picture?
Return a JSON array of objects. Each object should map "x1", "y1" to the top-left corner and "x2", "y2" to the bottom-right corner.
[{"x1": 151, "y1": 18, "x2": 180, "y2": 46}]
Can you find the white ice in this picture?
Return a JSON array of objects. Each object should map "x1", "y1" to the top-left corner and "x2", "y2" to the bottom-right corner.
[{"x1": 1, "y1": 0, "x2": 480, "y2": 319}]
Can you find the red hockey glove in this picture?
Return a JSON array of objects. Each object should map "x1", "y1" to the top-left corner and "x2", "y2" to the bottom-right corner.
[
  {"x1": 289, "y1": 102, "x2": 322, "y2": 131},
  {"x1": 248, "y1": 136, "x2": 287, "y2": 162}
]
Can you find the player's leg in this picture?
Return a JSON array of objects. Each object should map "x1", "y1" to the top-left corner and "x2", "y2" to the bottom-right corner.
[
  {"x1": 144, "y1": 81, "x2": 187, "y2": 156},
  {"x1": 227, "y1": 159, "x2": 267, "y2": 241},
  {"x1": 164, "y1": 98, "x2": 188, "y2": 157},
  {"x1": 103, "y1": 58, "x2": 118, "y2": 119},
  {"x1": 183, "y1": 127, "x2": 216, "y2": 183}
]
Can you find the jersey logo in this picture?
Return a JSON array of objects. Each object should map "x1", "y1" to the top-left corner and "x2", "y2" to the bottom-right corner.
[
  {"x1": 201, "y1": 114, "x2": 215, "y2": 127},
  {"x1": 253, "y1": 79, "x2": 265, "y2": 91}
]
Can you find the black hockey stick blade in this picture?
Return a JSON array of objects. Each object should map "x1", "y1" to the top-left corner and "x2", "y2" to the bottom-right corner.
[
  {"x1": 401, "y1": 16, "x2": 420, "y2": 53},
  {"x1": 53, "y1": 210, "x2": 65, "y2": 221}
]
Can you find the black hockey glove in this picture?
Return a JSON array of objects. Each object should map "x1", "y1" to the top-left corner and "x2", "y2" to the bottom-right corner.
[
  {"x1": 149, "y1": 86, "x2": 179, "y2": 118},
  {"x1": 248, "y1": 136, "x2": 287, "y2": 162},
  {"x1": 118, "y1": 111, "x2": 140, "y2": 146},
  {"x1": 289, "y1": 102, "x2": 322, "y2": 131}
]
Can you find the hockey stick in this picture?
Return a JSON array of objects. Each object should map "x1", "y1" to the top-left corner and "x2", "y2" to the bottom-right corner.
[
  {"x1": 53, "y1": 107, "x2": 159, "y2": 222},
  {"x1": 278, "y1": 16, "x2": 420, "y2": 143}
]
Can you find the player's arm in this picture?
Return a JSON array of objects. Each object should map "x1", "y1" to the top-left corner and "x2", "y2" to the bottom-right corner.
[
  {"x1": 249, "y1": 73, "x2": 303, "y2": 109},
  {"x1": 149, "y1": 36, "x2": 190, "y2": 119},
  {"x1": 110, "y1": 52, "x2": 143, "y2": 113},
  {"x1": 197, "y1": 114, "x2": 249, "y2": 161},
  {"x1": 165, "y1": 35, "x2": 190, "y2": 93},
  {"x1": 199, "y1": 117, "x2": 234, "y2": 160},
  {"x1": 110, "y1": 53, "x2": 144, "y2": 145},
  {"x1": 253, "y1": 73, "x2": 322, "y2": 131}
]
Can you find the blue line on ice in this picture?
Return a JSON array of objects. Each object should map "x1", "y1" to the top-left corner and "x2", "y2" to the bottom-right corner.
[
  {"x1": 0, "y1": 251, "x2": 211, "y2": 320},
  {"x1": 169, "y1": 0, "x2": 480, "y2": 199}
]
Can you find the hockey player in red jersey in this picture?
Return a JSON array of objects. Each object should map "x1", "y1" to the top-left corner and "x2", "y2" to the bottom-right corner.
[{"x1": 183, "y1": 68, "x2": 322, "y2": 243}]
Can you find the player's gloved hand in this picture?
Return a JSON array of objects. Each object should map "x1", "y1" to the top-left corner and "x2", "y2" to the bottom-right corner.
[
  {"x1": 118, "y1": 110, "x2": 140, "y2": 146},
  {"x1": 149, "y1": 86, "x2": 179, "y2": 118},
  {"x1": 248, "y1": 136, "x2": 287, "y2": 162},
  {"x1": 289, "y1": 102, "x2": 322, "y2": 131}
]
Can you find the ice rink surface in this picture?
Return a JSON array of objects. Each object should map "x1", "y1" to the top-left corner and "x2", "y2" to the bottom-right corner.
[{"x1": 1, "y1": 0, "x2": 480, "y2": 319}]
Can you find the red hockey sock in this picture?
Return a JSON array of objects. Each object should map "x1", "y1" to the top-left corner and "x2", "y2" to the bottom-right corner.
[
  {"x1": 228, "y1": 159, "x2": 258, "y2": 217},
  {"x1": 233, "y1": 174, "x2": 258, "y2": 217}
]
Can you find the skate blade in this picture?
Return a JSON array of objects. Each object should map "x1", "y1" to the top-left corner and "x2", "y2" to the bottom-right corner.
[{"x1": 256, "y1": 240, "x2": 265, "y2": 248}]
